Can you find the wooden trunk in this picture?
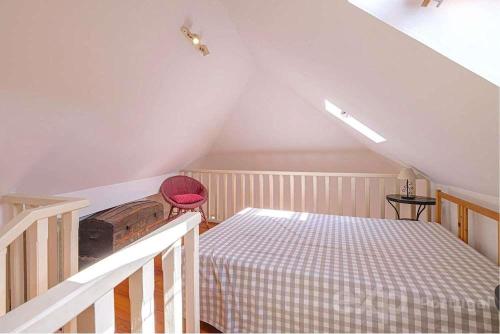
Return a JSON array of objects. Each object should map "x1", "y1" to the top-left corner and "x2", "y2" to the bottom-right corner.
[{"x1": 79, "y1": 200, "x2": 164, "y2": 267}]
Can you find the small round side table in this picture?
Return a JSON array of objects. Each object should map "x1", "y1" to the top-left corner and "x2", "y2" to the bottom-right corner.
[{"x1": 386, "y1": 194, "x2": 436, "y2": 221}]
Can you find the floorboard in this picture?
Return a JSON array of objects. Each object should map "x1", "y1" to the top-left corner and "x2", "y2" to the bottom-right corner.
[{"x1": 114, "y1": 220, "x2": 220, "y2": 333}]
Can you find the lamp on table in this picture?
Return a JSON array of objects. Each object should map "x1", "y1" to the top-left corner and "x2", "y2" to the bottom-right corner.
[{"x1": 398, "y1": 168, "x2": 416, "y2": 199}]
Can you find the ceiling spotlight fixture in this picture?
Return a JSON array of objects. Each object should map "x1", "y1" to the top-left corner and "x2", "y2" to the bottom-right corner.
[
  {"x1": 421, "y1": 0, "x2": 444, "y2": 7},
  {"x1": 181, "y1": 26, "x2": 209, "y2": 56}
]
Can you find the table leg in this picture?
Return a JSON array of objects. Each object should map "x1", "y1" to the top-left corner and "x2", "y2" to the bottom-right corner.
[
  {"x1": 416, "y1": 204, "x2": 426, "y2": 220},
  {"x1": 388, "y1": 200, "x2": 400, "y2": 220}
]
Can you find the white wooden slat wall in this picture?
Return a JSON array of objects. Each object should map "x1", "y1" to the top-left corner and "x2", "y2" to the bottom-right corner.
[{"x1": 182, "y1": 170, "x2": 430, "y2": 223}]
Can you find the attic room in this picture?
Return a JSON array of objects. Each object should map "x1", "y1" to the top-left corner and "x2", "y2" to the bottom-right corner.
[{"x1": 0, "y1": 0, "x2": 499, "y2": 333}]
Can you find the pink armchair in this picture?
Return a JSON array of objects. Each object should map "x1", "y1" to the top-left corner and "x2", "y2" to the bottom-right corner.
[{"x1": 160, "y1": 175, "x2": 208, "y2": 223}]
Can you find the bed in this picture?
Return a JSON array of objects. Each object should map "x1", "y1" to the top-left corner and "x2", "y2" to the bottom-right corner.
[{"x1": 198, "y1": 207, "x2": 499, "y2": 333}]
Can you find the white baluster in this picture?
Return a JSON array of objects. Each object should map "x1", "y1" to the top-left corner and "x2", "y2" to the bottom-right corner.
[
  {"x1": 379, "y1": 179, "x2": 385, "y2": 219},
  {"x1": 129, "y1": 260, "x2": 155, "y2": 333},
  {"x1": 269, "y1": 175, "x2": 274, "y2": 209},
  {"x1": 313, "y1": 176, "x2": 318, "y2": 213},
  {"x1": 365, "y1": 178, "x2": 370, "y2": 217},
  {"x1": 325, "y1": 176, "x2": 330, "y2": 214},
  {"x1": 26, "y1": 218, "x2": 48, "y2": 300},
  {"x1": 185, "y1": 226, "x2": 200, "y2": 333},
  {"x1": 78, "y1": 290, "x2": 115, "y2": 334},
  {"x1": 0, "y1": 247, "x2": 7, "y2": 316},
  {"x1": 351, "y1": 177, "x2": 356, "y2": 216},
  {"x1": 162, "y1": 240, "x2": 182, "y2": 334},
  {"x1": 9, "y1": 204, "x2": 25, "y2": 309},
  {"x1": 337, "y1": 177, "x2": 343, "y2": 215},
  {"x1": 62, "y1": 210, "x2": 79, "y2": 333},
  {"x1": 301, "y1": 176, "x2": 306, "y2": 212}
]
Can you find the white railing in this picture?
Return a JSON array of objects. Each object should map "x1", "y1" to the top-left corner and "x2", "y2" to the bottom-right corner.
[
  {"x1": 181, "y1": 169, "x2": 432, "y2": 222},
  {"x1": 0, "y1": 211, "x2": 201, "y2": 333},
  {"x1": 0, "y1": 194, "x2": 89, "y2": 330}
]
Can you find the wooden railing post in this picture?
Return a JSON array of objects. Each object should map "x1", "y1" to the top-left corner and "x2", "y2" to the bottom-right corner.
[
  {"x1": 337, "y1": 177, "x2": 343, "y2": 215},
  {"x1": 250, "y1": 175, "x2": 255, "y2": 208},
  {"x1": 216, "y1": 174, "x2": 220, "y2": 221},
  {"x1": 462, "y1": 207, "x2": 469, "y2": 244},
  {"x1": 0, "y1": 247, "x2": 7, "y2": 316},
  {"x1": 185, "y1": 225, "x2": 200, "y2": 333},
  {"x1": 436, "y1": 190, "x2": 442, "y2": 224},
  {"x1": 224, "y1": 174, "x2": 228, "y2": 220},
  {"x1": 62, "y1": 210, "x2": 79, "y2": 333},
  {"x1": 259, "y1": 174, "x2": 264, "y2": 208},
  {"x1": 162, "y1": 239, "x2": 182, "y2": 333},
  {"x1": 457, "y1": 205, "x2": 463, "y2": 239},
  {"x1": 269, "y1": 175, "x2": 274, "y2": 209},
  {"x1": 241, "y1": 174, "x2": 246, "y2": 209},
  {"x1": 207, "y1": 174, "x2": 212, "y2": 220},
  {"x1": 232, "y1": 174, "x2": 237, "y2": 213},
  {"x1": 129, "y1": 260, "x2": 155, "y2": 333},
  {"x1": 9, "y1": 204, "x2": 25, "y2": 309},
  {"x1": 351, "y1": 177, "x2": 356, "y2": 216},
  {"x1": 26, "y1": 218, "x2": 48, "y2": 300},
  {"x1": 325, "y1": 176, "x2": 330, "y2": 214},
  {"x1": 379, "y1": 179, "x2": 385, "y2": 219},
  {"x1": 301, "y1": 176, "x2": 306, "y2": 212},
  {"x1": 312, "y1": 176, "x2": 318, "y2": 212},
  {"x1": 364, "y1": 178, "x2": 370, "y2": 217},
  {"x1": 279, "y1": 175, "x2": 284, "y2": 210},
  {"x1": 47, "y1": 216, "x2": 59, "y2": 288},
  {"x1": 78, "y1": 290, "x2": 115, "y2": 333}
]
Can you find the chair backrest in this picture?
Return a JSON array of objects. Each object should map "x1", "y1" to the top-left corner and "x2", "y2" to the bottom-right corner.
[{"x1": 160, "y1": 175, "x2": 206, "y2": 199}]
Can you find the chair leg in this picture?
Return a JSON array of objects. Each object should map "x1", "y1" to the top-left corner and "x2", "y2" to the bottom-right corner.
[
  {"x1": 199, "y1": 206, "x2": 209, "y2": 227},
  {"x1": 167, "y1": 205, "x2": 174, "y2": 220}
]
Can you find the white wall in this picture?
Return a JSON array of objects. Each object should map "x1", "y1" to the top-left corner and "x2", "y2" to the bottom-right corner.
[
  {"x1": 58, "y1": 173, "x2": 177, "y2": 218},
  {"x1": 0, "y1": 172, "x2": 176, "y2": 227},
  {"x1": 190, "y1": 150, "x2": 400, "y2": 174},
  {"x1": 196, "y1": 69, "x2": 400, "y2": 173}
]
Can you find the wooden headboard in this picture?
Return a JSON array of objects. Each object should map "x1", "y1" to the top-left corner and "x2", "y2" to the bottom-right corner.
[{"x1": 436, "y1": 190, "x2": 500, "y2": 265}]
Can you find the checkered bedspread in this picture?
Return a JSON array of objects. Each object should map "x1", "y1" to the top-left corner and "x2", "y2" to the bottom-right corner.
[{"x1": 198, "y1": 208, "x2": 499, "y2": 333}]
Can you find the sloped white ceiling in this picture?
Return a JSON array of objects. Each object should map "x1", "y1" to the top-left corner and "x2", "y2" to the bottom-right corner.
[
  {"x1": 1, "y1": 0, "x2": 497, "y2": 199},
  {"x1": 0, "y1": 0, "x2": 253, "y2": 194},
  {"x1": 349, "y1": 0, "x2": 500, "y2": 87},
  {"x1": 220, "y1": 0, "x2": 499, "y2": 197}
]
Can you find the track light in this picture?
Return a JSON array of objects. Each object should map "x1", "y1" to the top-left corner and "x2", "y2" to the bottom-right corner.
[
  {"x1": 181, "y1": 26, "x2": 209, "y2": 56},
  {"x1": 421, "y1": 0, "x2": 444, "y2": 7}
]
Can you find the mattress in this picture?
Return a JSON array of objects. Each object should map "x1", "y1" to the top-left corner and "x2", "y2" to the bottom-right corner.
[{"x1": 198, "y1": 208, "x2": 499, "y2": 333}]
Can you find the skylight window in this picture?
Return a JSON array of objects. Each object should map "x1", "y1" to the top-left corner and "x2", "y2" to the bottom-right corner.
[{"x1": 324, "y1": 99, "x2": 386, "y2": 143}]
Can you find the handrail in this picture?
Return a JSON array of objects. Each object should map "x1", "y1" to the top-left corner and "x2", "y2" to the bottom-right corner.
[
  {"x1": 0, "y1": 198, "x2": 89, "y2": 250},
  {"x1": 0, "y1": 212, "x2": 201, "y2": 333},
  {"x1": 436, "y1": 190, "x2": 499, "y2": 222},
  {"x1": 2, "y1": 194, "x2": 86, "y2": 206},
  {"x1": 183, "y1": 168, "x2": 397, "y2": 178}
]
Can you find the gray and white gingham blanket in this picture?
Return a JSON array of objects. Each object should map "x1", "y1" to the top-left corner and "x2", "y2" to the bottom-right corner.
[{"x1": 198, "y1": 208, "x2": 499, "y2": 333}]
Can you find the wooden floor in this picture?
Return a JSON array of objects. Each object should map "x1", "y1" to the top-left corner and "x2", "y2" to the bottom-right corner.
[{"x1": 114, "y1": 221, "x2": 220, "y2": 333}]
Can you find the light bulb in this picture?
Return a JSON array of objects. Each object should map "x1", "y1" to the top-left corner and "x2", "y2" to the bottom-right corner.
[{"x1": 192, "y1": 36, "x2": 200, "y2": 45}]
